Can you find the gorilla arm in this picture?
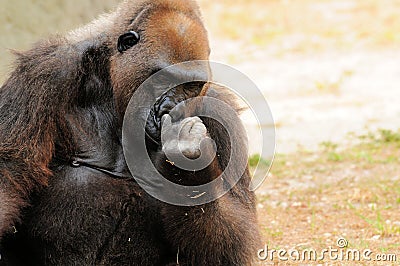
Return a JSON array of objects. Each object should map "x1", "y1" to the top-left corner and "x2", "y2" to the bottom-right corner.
[
  {"x1": 152, "y1": 100, "x2": 260, "y2": 265},
  {"x1": 0, "y1": 39, "x2": 75, "y2": 238},
  {"x1": 0, "y1": 36, "x2": 110, "y2": 239}
]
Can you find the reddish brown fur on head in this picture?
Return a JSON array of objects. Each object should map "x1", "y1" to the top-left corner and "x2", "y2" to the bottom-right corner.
[{"x1": 108, "y1": 0, "x2": 210, "y2": 115}]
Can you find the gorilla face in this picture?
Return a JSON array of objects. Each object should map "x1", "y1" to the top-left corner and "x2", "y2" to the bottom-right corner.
[{"x1": 109, "y1": 0, "x2": 211, "y2": 133}]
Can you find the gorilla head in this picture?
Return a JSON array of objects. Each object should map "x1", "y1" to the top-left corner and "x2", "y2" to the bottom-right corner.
[{"x1": 68, "y1": 0, "x2": 211, "y2": 125}]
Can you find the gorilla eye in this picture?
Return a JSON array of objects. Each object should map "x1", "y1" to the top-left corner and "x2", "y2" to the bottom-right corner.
[{"x1": 117, "y1": 31, "x2": 140, "y2": 53}]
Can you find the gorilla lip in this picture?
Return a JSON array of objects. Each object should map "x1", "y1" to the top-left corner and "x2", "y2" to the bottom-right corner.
[{"x1": 145, "y1": 83, "x2": 206, "y2": 144}]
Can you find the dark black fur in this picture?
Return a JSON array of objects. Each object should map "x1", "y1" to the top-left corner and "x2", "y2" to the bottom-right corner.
[{"x1": 0, "y1": 0, "x2": 260, "y2": 265}]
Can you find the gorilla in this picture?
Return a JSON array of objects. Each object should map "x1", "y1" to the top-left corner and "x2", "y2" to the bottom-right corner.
[{"x1": 0, "y1": 0, "x2": 261, "y2": 265}]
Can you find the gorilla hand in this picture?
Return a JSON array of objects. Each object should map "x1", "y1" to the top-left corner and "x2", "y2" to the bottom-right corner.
[{"x1": 161, "y1": 115, "x2": 217, "y2": 171}]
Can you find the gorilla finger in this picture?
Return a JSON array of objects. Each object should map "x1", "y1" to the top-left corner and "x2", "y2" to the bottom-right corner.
[
  {"x1": 179, "y1": 117, "x2": 202, "y2": 135},
  {"x1": 190, "y1": 122, "x2": 207, "y2": 135},
  {"x1": 161, "y1": 114, "x2": 173, "y2": 135},
  {"x1": 161, "y1": 114, "x2": 172, "y2": 126}
]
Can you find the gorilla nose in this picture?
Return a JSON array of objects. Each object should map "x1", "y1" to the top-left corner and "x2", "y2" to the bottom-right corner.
[
  {"x1": 166, "y1": 65, "x2": 209, "y2": 83},
  {"x1": 153, "y1": 62, "x2": 210, "y2": 86}
]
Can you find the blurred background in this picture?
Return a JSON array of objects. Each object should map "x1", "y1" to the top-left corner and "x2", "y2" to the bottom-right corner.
[{"x1": 1, "y1": 0, "x2": 399, "y2": 259}]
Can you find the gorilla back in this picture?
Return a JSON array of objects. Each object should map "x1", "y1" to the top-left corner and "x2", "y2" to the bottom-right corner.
[{"x1": 0, "y1": 0, "x2": 261, "y2": 265}]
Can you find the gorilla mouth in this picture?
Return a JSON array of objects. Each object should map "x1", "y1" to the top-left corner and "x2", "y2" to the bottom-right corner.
[{"x1": 145, "y1": 82, "x2": 206, "y2": 144}]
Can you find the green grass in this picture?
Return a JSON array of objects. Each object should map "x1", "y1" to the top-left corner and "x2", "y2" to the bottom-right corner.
[
  {"x1": 348, "y1": 202, "x2": 400, "y2": 237},
  {"x1": 248, "y1": 153, "x2": 271, "y2": 168},
  {"x1": 313, "y1": 69, "x2": 354, "y2": 94},
  {"x1": 315, "y1": 129, "x2": 400, "y2": 164}
]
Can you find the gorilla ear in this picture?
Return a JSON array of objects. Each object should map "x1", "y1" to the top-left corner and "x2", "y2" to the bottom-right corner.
[{"x1": 117, "y1": 31, "x2": 140, "y2": 53}]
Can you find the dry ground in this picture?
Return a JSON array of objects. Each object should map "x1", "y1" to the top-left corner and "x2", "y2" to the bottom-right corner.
[{"x1": 253, "y1": 130, "x2": 400, "y2": 264}]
